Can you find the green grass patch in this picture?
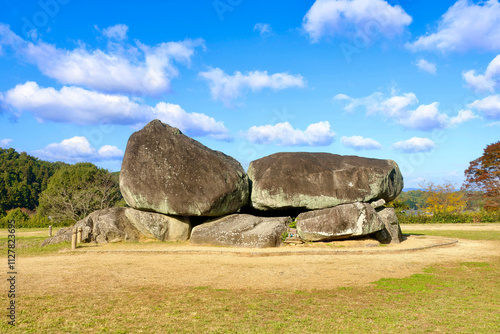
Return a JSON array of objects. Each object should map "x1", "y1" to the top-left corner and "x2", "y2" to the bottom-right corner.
[
  {"x1": 1, "y1": 257, "x2": 498, "y2": 333},
  {"x1": 404, "y1": 230, "x2": 500, "y2": 241},
  {"x1": 0, "y1": 234, "x2": 70, "y2": 257}
]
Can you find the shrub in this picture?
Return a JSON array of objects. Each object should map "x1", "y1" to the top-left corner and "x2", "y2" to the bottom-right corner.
[
  {"x1": 397, "y1": 210, "x2": 500, "y2": 224},
  {"x1": 0, "y1": 208, "x2": 29, "y2": 228}
]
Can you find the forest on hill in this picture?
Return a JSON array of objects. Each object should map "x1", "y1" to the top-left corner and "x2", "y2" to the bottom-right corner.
[{"x1": 0, "y1": 148, "x2": 67, "y2": 212}]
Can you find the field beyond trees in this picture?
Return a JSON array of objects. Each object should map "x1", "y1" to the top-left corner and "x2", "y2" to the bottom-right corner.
[{"x1": 1, "y1": 224, "x2": 499, "y2": 333}]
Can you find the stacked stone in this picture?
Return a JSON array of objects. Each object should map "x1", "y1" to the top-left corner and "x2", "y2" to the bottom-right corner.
[{"x1": 42, "y1": 120, "x2": 405, "y2": 248}]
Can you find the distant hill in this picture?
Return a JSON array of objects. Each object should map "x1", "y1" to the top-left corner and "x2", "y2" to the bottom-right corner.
[
  {"x1": 0, "y1": 148, "x2": 67, "y2": 211},
  {"x1": 403, "y1": 188, "x2": 422, "y2": 192}
]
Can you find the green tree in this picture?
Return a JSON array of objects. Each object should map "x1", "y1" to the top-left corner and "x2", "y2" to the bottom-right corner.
[
  {"x1": 0, "y1": 148, "x2": 66, "y2": 211},
  {"x1": 38, "y1": 163, "x2": 122, "y2": 222}
]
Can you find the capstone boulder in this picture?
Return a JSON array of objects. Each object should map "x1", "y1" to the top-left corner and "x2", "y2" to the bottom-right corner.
[{"x1": 248, "y1": 152, "x2": 403, "y2": 211}]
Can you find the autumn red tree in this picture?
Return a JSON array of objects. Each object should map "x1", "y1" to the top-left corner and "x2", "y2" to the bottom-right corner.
[{"x1": 462, "y1": 141, "x2": 500, "y2": 211}]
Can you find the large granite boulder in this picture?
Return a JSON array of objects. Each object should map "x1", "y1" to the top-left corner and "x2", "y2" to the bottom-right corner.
[
  {"x1": 248, "y1": 152, "x2": 403, "y2": 211},
  {"x1": 190, "y1": 214, "x2": 290, "y2": 248},
  {"x1": 125, "y1": 208, "x2": 191, "y2": 241},
  {"x1": 374, "y1": 207, "x2": 404, "y2": 244},
  {"x1": 120, "y1": 120, "x2": 249, "y2": 216},
  {"x1": 41, "y1": 207, "x2": 192, "y2": 246},
  {"x1": 296, "y1": 202, "x2": 384, "y2": 241},
  {"x1": 75, "y1": 207, "x2": 141, "y2": 244},
  {"x1": 41, "y1": 207, "x2": 141, "y2": 246}
]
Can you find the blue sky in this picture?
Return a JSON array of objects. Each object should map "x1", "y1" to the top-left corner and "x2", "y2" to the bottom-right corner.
[{"x1": 1, "y1": 0, "x2": 499, "y2": 188}]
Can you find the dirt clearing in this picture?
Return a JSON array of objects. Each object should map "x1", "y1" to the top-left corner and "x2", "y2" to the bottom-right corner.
[{"x1": 16, "y1": 224, "x2": 500, "y2": 293}]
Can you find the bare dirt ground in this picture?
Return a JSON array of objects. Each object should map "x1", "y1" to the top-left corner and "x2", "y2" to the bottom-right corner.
[{"x1": 16, "y1": 224, "x2": 500, "y2": 294}]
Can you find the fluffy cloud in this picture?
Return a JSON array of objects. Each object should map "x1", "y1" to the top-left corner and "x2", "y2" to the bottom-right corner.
[
  {"x1": 1, "y1": 81, "x2": 230, "y2": 139},
  {"x1": 0, "y1": 138, "x2": 13, "y2": 148},
  {"x1": 254, "y1": 23, "x2": 272, "y2": 35},
  {"x1": 449, "y1": 109, "x2": 479, "y2": 126},
  {"x1": 341, "y1": 136, "x2": 382, "y2": 150},
  {"x1": 302, "y1": 0, "x2": 412, "y2": 42},
  {"x1": 199, "y1": 68, "x2": 305, "y2": 107},
  {"x1": 246, "y1": 121, "x2": 335, "y2": 146},
  {"x1": 468, "y1": 95, "x2": 500, "y2": 119},
  {"x1": 392, "y1": 137, "x2": 436, "y2": 153},
  {"x1": 415, "y1": 59, "x2": 436, "y2": 74},
  {"x1": 335, "y1": 90, "x2": 474, "y2": 130},
  {"x1": 100, "y1": 24, "x2": 128, "y2": 40},
  {"x1": 407, "y1": 0, "x2": 500, "y2": 52},
  {"x1": 34, "y1": 136, "x2": 123, "y2": 162},
  {"x1": 463, "y1": 55, "x2": 500, "y2": 93},
  {"x1": 397, "y1": 102, "x2": 448, "y2": 131},
  {"x1": 0, "y1": 23, "x2": 204, "y2": 96}
]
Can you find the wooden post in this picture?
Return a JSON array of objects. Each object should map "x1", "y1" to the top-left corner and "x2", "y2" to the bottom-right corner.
[
  {"x1": 71, "y1": 229, "x2": 77, "y2": 250},
  {"x1": 77, "y1": 227, "x2": 82, "y2": 244},
  {"x1": 48, "y1": 225, "x2": 52, "y2": 237}
]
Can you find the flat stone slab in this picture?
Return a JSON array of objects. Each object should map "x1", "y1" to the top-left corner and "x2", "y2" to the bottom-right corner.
[{"x1": 190, "y1": 214, "x2": 290, "y2": 248}]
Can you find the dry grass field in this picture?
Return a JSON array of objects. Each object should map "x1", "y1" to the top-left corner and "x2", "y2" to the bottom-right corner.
[{"x1": 1, "y1": 224, "x2": 499, "y2": 333}]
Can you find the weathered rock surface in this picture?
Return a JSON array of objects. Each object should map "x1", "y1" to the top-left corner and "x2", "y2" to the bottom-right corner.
[
  {"x1": 248, "y1": 152, "x2": 403, "y2": 211},
  {"x1": 125, "y1": 208, "x2": 191, "y2": 241},
  {"x1": 77, "y1": 207, "x2": 141, "y2": 244},
  {"x1": 370, "y1": 199, "x2": 386, "y2": 209},
  {"x1": 190, "y1": 214, "x2": 290, "y2": 248},
  {"x1": 120, "y1": 120, "x2": 249, "y2": 216},
  {"x1": 40, "y1": 226, "x2": 73, "y2": 247},
  {"x1": 41, "y1": 207, "x2": 141, "y2": 246},
  {"x1": 42, "y1": 207, "x2": 193, "y2": 246},
  {"x1": 374, "y1": 208, "x2": 404, "y2": 244},
  {"x1": 296, "y1": 202, "x2": 385, "y2": 241}
]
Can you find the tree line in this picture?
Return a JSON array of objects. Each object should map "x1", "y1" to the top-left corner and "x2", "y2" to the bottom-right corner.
[
  {"x1": 0, "y1": 148, "x2": 123, "y2": 227},
  {"x1": 0, "y1": 148, "x2": 67, "y2": 211}
]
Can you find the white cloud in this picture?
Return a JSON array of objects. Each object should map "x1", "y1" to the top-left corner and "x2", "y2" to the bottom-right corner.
[
  {"x1": 0, "y1": 23, "x2": 204, "y2": 96},
  {"x1": 415, "y1": 59, "x2": 436, "y2": 74},
  {"x1": 336, "y1": 90, "x2": 472, "y2": 130},
  {"x1": 246, "y1": 121, "x2": 335, "y2": 146},
  {"x1": 392, "y1": 137, "x2": 436, "y2": 153},
  {"x1": 335, "y1": 91, "x2": 418, "y2": 117},
  {"x1": 100, "y1": 24, "x2": 128, "y2": 40},
  {"x1": 449, "y1": 109, "x2": 478, "y2": 126},
  {"x1": 468, "y1": 94, "x2": 500, "y2": 119},
  {"x1": 0, "y1": 138, "x2": 13, "y2": 148},
  {"x1": 341, "y1": 136, "x2": 382, "y2": 150},
  {"x1": 398, "y1": 102, "x2": 448, "y2": 131},
  {"x1": 199, "y1": 68, "x2": 305, "y2": 107},
  {"x1": 302, "y1": 0, "x2": 412, "y2": 42},
  {"x1": 407, "y1": 0, "x2": 500, "y2": 52},
  {"x1": 34, "y1": 136, "x2": 123, "y2": 163},
  {"x1": 463, "y1": 55, "x2": 500, "y2": 93},
  {"x1": 97, "y1": 145, "x2": 124, "y2": 159},
  {"x1": 1, "y1": 81, "x2": 230, "y2": 139},
  {"x1": 254, "y1": 23, "x2": 272, "y2": 35}
]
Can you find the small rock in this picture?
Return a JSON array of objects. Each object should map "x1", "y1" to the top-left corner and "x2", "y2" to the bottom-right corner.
[{"x1": 374, "y1": 208, "x2": 404, "y2": 244}]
